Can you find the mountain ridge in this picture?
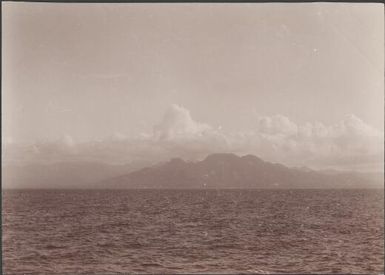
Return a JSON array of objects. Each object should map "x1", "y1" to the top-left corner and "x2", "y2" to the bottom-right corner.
[{"x1": 99, "y1": 153, "x2": 384, "y2": 189}]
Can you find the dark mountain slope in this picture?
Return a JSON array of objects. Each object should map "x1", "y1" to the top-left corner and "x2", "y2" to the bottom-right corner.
[{"x1": 100, "y1": 153, "x2": 383, "y2": 189}]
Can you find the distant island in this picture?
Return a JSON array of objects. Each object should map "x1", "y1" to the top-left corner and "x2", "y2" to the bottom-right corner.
[
  {"x1": 3, "y1": 153, "x2": 383, "y2": 189},
  {"x1": 98, "y1": 153, "x2": 383, "y2": 189}
]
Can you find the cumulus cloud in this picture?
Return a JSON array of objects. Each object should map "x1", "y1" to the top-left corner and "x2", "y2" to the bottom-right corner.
[
  {"x1": 234, "y1": 113, "x2": 383, "y2": 170},
  {"x1": 153, "y1": 104, "x2": 212, "y2": 140},
  {"x1": 62, "y1": 134, "x2": 75, "y2": 147},
  {"x1": 255, "y1": 114, "x2": 298, "y2": 136},
  {"x1": 151, "y1": 104, "x2": 230, "y2": 160},
  {"x1": 3, "y1": 105, "x2": 383, "y2": 172},
  {"x1": 110, "y1": 132, "x2": 127, "y2": 141}
]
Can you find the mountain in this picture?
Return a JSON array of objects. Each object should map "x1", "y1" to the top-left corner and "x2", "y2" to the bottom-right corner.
[{"x1": 99, "y1": 153, "x2": 384, "y2": 189}]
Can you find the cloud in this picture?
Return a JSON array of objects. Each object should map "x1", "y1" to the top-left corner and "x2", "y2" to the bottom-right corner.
[
  {"x1": 62, "y1": 134, "x2": 75, "y2": 147},
  {"x1": 151, "y1": 104, "x2": 230, "y2": 160},
  {"x1": 109, "y1": 132, "x2": 127, "y2": 141},
  {"x1": 235, "y1": 113, "x2": 383, "y2": 170},
  {"x1": 153, "y1": 104, "x2": 212, "y2": 140},
  {"x1": 3, "y1": 105, "x2": 383, "y2": 172},
  {"x1": 255, "y1": 114, "x2": 298, "y2": 136}
]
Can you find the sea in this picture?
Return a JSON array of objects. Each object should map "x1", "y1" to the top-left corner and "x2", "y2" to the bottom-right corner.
[{"x1": 2, "y1": 189, "x2": 384, "y2": 274}]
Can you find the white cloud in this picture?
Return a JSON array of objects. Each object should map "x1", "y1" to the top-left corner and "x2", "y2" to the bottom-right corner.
[
  {"x1": 255, "y1": 114, "x2": 298, "y2": 136},
  {"x1": 153, "y1": 104, "x2": 211, "y2": 140},
  {"x1": 62, "y1": 134, "x2": 75, "y2": 147},
  {"x1": 237, "y1": 113, "x2": 383, "y2": 170},
  {"x1": 109, "y1": 132, "x2": 128, "y2": 141},
  {"x1": 3, "y1": 105, "x2": 383, "y2": 172},
  {"x1": 150, "y1": 104, "x2": 230, "y2": 160}
]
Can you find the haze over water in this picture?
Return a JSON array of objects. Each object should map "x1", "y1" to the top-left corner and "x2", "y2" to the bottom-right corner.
[{"x1": 3, "y1": 189, "x2": 384, "y2": 274}]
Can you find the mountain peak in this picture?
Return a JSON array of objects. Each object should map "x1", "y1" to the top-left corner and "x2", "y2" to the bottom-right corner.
[
  {"x1": 203, "y1": 153, "x2": 240, "y2": 162},
  {"x1": 99, "y1": 153, "x2": 384, "y2": 189},
  {"x1": 241, "y1": 154, "x2": 264, "y2": 162}
]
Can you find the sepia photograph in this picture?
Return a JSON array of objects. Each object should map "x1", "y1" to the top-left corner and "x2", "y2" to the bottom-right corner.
[{"x1": 2, "y1": 1, "x2": 384, "y2": 274}]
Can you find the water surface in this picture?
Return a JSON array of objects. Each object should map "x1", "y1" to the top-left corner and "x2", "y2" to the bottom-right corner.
[{"x1": 2, "y1": 189, "x2": 384, "y2": 274}]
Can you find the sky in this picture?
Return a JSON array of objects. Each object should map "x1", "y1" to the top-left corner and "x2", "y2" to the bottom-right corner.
[{"x1": 2, "y1": 2, "x2": 384, "y2": 171}]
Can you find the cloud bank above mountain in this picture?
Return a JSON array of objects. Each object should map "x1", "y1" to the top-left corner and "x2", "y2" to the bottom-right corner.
[
  {"x1": 153, "y1": 104, "x2": 212, "y2": 140},
  {"x1": 3, "y1": 104, "x2": 383, "y2": 172}
]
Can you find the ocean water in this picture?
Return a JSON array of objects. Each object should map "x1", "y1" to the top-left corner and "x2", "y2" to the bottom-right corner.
[{"x1": 2, "y1": 189, "x2": 384, "y2": 274}]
